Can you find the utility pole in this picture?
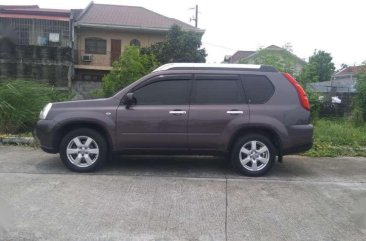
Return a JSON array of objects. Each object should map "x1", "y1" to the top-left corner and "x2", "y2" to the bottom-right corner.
[{"x1": 190, "y1": 5, "x2": 198, "y2": 28}]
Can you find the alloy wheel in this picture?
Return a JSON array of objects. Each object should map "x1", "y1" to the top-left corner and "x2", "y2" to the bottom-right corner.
[
  {"x1": 239, "y1": 140, "x2": 270, "y2": 171},
  {"x1": 66, "y1": 136, "x2": 99, "y2": 167}
]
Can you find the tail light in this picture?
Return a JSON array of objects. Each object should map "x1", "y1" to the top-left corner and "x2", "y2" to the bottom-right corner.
[{"x1": 283, "y1": 73, "x2": 310, "y2": 111}]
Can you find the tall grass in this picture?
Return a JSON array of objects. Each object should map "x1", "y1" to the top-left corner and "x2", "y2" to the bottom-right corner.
[
  {"x1": 0, "y1": 80, "x2": 71, "y2": 133},
  {"x1": 305, "y1": 118, "x2": 366, "y2": 157}
]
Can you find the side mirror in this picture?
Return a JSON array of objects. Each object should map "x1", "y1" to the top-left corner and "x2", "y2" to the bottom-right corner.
[{"x1": 124, "y1": 92, "x2": 136, "y2": 108}]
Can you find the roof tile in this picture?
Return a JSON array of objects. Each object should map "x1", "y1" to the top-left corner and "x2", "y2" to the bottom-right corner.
[{"x1": 77, "y1": 3, "x2": 202, "y2": 32}]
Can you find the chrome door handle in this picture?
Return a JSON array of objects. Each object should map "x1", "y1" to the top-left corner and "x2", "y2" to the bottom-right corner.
[
  {"x1": 169, "y1": 110, "x2": 187, "y2": 115},
  {"x1": 227, "y1": 110, "x2": 244, "y2": 115}
]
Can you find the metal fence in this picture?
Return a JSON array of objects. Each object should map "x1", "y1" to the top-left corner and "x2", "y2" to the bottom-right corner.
[
  {"x1": 317, "y1": 90, "x2": 355, "y2": 117},
  {"x1": 0, "y1": 18, "x2": 71, "y2": 47}
]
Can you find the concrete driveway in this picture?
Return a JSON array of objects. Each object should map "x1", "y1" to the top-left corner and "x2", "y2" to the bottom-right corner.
[{"x1": 0, "y1": 146, "x2": 365, "y2": 241}]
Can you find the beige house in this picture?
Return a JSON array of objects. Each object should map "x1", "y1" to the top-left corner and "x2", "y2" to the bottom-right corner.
[{"x1": 73, "y1": 2, "x2": 203, "y2": 89}]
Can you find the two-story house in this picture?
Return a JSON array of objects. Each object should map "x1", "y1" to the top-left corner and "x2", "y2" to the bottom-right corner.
[
  {"x1": 0, "y1": 2, "x2": 204, "y2": 97},
  {"x1": 72, "y1": 2, "x2": 203, "y2": 97}
]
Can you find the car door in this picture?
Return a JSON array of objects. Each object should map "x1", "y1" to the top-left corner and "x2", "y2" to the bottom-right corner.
[
  {"x1": 116, "y1": 74, "x2": 192, "y2": 150},
  {"x1": 188, "y1": 74, "x2": 249, "y2": 150}
]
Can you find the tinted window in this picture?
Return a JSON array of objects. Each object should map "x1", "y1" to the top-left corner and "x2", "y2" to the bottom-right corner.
[
  {"x1": 133, "y1": 80, "x2": 189, "y2": 105},
  {"x1": 242, "y1": 75, "x2": 274, "y2": 104},
  {"x1": 193, "y1": 79, "x2": 242, "y2": 104}
]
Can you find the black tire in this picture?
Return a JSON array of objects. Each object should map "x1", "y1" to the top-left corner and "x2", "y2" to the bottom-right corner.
[
  {"x1": 59, "y1": 128, "x2": 108, "y2": 172},
  {"x1": 231, "y1": 134, "x2": 276, "y2": 176}
]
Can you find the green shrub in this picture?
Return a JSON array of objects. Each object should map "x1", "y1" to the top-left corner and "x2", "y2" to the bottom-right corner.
[
  {"x1": 88, "y1": 88, "x2": 105, "y2": 99},
  {"x1": 351, "y1": 107, "x2": 364, "y2": 126},
  {"x1": 0, "y1": 80, "x2": 72, "y2": 133},
  {"x1": 305, "y1": 87, "x2": 320, "y2": 120},
  {"x1": 352, "y1": 66, "x2": 366, "y2": 123},
  {"x1": 102, "y1": 46, "x2": 158, "y2": 97}
]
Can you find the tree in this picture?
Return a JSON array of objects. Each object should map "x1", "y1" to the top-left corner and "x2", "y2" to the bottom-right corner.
[
  {"x1": 141, "y1": 25, "x2": 206, "y2": 64},
  {"x1": 101, "y1": 46, "x2": 158, "y2": 97},
  {"x1": 282, "y1": 42, "x2": 293, "y2": 53},
  {"x1": 297, "y1": 62, "x2": 321, "y2": 119},
  {"x1": 303, "y1": 50, "x2": 335, "y2": 82},
  {"x1": 298, "y1": 62, "x2": 320, "y2": 84}
]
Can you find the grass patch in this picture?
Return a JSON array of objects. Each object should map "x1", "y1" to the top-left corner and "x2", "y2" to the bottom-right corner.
[
  {"x1": 0, "y1": 80, "x2": 72, "y2": 134},
  {"x1": 304, "y1": 118, "x2": 366, "y2": 157}
]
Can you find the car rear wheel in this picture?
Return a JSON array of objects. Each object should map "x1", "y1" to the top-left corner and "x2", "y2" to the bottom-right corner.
[
  {"x1": 59, "y1": 128, "x2": 108, "y2": 172},
  {"x1": 231, "y1": 134, "x2": 276, "y2": 176}
]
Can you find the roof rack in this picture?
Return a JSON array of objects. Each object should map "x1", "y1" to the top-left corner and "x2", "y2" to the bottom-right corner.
[{"x1": 153, "y1": 63, "x2": 277, "y2": 72}]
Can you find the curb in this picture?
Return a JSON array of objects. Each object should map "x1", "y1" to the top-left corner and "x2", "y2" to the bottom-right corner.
[{"x1": 0, "y1": 136, "x2": 36, "y2": 145}]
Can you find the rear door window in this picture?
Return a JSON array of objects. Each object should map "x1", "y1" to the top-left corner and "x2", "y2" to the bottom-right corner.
[
  {"x1": 241, "y1": 75, "x2": 274, "y2": 104},
  {"x1": 192, "y1": 75, "x2": 244, "y2": 104}
]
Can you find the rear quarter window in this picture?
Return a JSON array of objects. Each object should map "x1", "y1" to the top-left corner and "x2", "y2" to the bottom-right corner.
[{"x1": 241, "y1": 75, "x2": 274, "y2": 104}]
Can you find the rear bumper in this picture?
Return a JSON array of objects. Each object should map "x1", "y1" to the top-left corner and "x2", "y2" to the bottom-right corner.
[
  {"x1": 34, "y1": 119, "x2": 58, "y2": 154},
  {"x1": 283, "y1": 143, "x2": 313, "y2": 155},
  {"x1": 282, "y1": 124, "x2": 313, "y2": 155}
]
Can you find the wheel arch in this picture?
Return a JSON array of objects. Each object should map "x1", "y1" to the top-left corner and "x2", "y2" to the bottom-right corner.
[
  {"x1": 53, "y1": 121, "x2": 113, "y2": 153},
  {"x1": 227, "y1": 126, "x2": 282, "y2": 154}
]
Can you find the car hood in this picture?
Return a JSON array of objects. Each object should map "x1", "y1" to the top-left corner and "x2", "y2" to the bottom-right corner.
[
  {"x1": 52, "y1": 97, "x2": 119, "y2": 109},
  {"x1": 44, "y1": 96, "x2": 122, "y2": 121}
]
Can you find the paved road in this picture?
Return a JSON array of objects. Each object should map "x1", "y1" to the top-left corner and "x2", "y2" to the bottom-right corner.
[{"x1": 0, "y1": 146, "x2": 365, "y2": 241}]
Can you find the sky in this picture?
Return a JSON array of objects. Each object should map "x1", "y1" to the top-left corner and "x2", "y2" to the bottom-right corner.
[{"x1": 3, "y1": 0, "x2": 366, "y2": 68}]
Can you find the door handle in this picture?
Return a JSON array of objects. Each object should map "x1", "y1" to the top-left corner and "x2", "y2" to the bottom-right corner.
[
  {"x1": 226, "y1": 110, "x2": 244, "y2": 115},
  {"x1": 169, "y1": 110, "x2": 187, "y2": 115}
]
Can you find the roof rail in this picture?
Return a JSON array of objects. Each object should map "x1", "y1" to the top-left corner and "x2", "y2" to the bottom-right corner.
[{"x1": 153, "y1": 63, "x2": 277, "y2": 72}]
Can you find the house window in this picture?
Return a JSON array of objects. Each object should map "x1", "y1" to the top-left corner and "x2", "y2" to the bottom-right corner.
[
  {"x1": 130, "y1": 39, "x2": 141, "y2": 47},
  {"x1": 85, "y1": 37, "x2": 107, "y2": 54}
]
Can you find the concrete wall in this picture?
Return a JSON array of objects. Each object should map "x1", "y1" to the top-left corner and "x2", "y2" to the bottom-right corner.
[
  {"x1": 0, "y1": 45, "x2": 72, "y2": 87},
  {"x1": 72, "y1": 80, "x2": 102, "y2": 100}
]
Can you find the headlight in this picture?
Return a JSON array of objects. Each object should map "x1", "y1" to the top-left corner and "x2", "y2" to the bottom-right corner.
[{"x1": 39, "y1": 103, "x2": 53, "y2": 120}]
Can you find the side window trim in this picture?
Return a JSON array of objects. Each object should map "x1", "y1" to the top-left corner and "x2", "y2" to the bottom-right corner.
[
  {"x1": 239, "y1": 75, "x2": 250, "y2": 104},
  {"x1": 191, "y1": 74, "x2": 246, "y2": 105},
  {"x1": 131, "y1": 74, "x2": 192, "y2": 92}
]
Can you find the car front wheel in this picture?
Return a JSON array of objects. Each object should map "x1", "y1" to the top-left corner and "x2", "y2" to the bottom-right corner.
[
  {"x1": 59, "y1": 128, "x2": 108, "y2": 172},
  {"x1": 231, "y1": 134, "x2": 276, "y2": 176}
]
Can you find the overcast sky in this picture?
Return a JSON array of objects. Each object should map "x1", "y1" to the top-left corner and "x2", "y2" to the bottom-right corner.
[{"x1": 5, "y1": 0, "x2": 366, "y2": 68}]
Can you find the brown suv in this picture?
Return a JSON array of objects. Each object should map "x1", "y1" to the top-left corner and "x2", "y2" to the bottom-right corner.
[{"x1": 35, "y1": 63, "x2": 313, "y2": 176}]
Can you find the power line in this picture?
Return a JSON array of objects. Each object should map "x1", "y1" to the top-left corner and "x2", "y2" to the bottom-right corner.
[{"x1": 202, "y1": 42, "x2": 238, "y2": 51}]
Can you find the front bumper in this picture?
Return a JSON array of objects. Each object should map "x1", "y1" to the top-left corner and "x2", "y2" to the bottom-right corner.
[{"x1": 34, "y1": 119, "x2": 58, "y2": 153}]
